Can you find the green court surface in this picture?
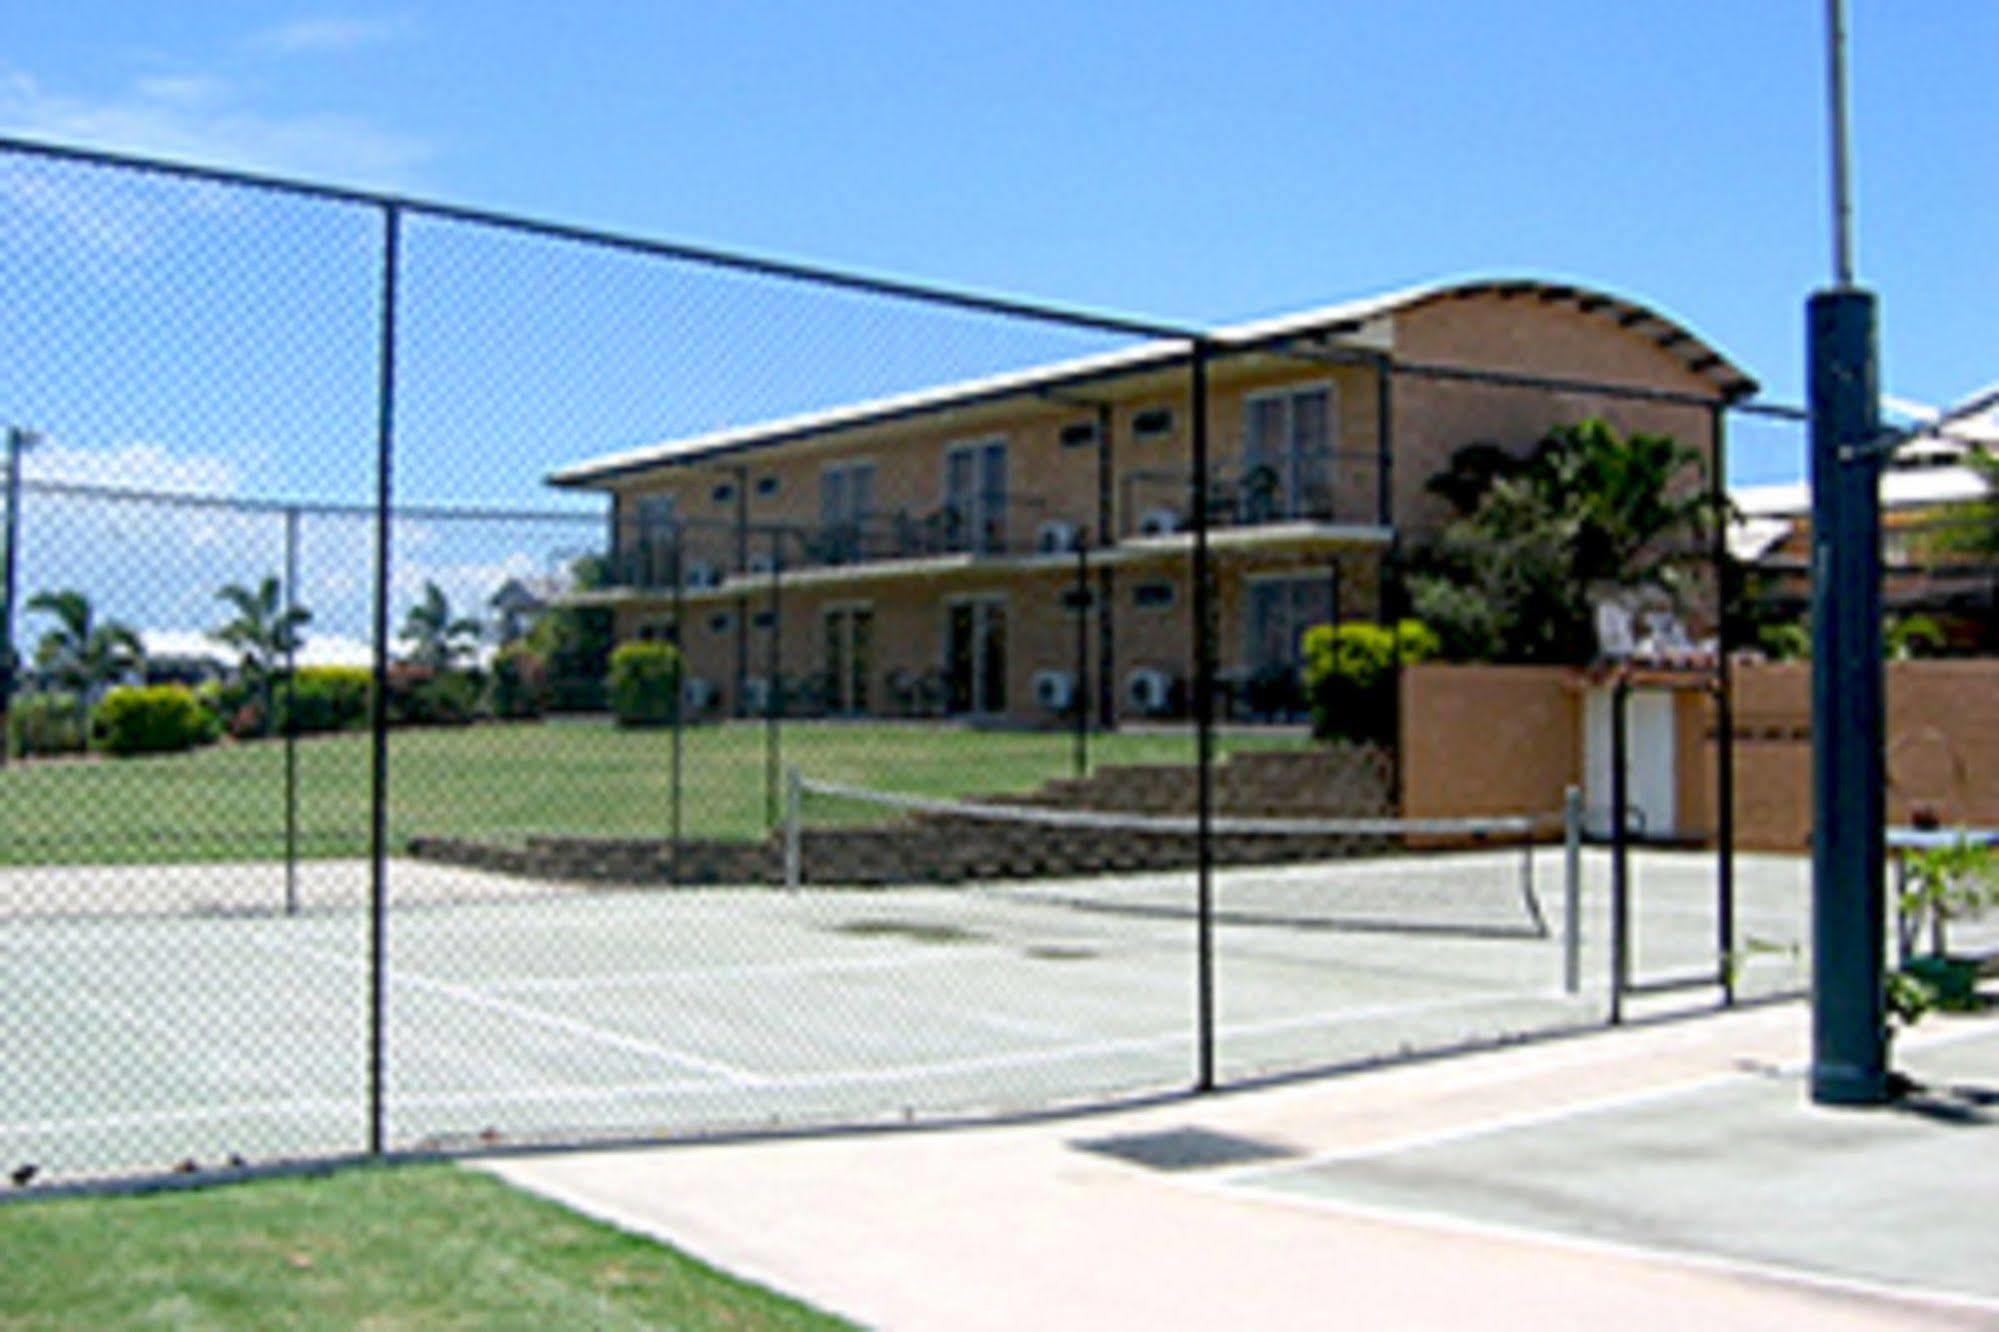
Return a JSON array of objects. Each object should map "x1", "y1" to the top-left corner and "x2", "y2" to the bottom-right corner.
[
  {"x1": 1231, "y1": 1020, "x2": 1999, "y2": 1312},
  {"x1": 0, "y1": 847, "x2": 1812, "y2": 1185}
]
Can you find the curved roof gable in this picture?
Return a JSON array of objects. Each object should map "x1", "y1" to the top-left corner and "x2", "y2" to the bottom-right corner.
[{"x1": 550, "y1": 276, "x2": 1756, "y2": 488}]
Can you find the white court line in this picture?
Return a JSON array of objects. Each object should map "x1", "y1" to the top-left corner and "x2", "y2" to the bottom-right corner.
[
  {"x1": 481, "y1": 949, "x2": 983, "y2": 995},
  {"x1": 1183, "y1": 1171, "x2": 1999, "y2": 1320},
  {"x1": 1215, "y1": 1014, "x2": 1999, "y2": 1184},
  {"x1": 249, "y1": 936, "x2": 768, "y2": 1087},
  {"x1": 0, "y1": 986, "x2": 1583, "y2": 1139}
]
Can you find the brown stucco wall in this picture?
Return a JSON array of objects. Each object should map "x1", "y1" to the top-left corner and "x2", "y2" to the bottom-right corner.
[
  {"x1": 1399, "y1": 664, "x2": 1579, "y2": 822},
  {"x1": 1703, "y1": 659, "x2": 1999, "y2": 851}
]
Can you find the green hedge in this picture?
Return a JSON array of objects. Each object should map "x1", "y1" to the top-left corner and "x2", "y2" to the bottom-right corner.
[
  {"x1": 7, "y1": 691, "x2": 88, "y2": 758},
  {"x1": 274, "y1": 665, "x2": 373, "y2": 734},
  {"x1": 607, "y1": 641, "x2": 682, "y2": 727},
  {"x1": 387, "y1": 666, "x2": 483, "y2": 727},
  {"x1": 1301, "y1": 619, "x2": 1439, "y2": 743},
  {"x1": 92, "y1": 685, "x2": 222, "y2": 757},
  {"x1": 489, "y1": 645, "x2": 549, "y2": 720}
]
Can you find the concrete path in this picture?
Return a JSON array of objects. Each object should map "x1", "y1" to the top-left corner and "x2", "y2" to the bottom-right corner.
[{"x1": 482, "y1": 1004, "x2": 1999, "y2": 1330}]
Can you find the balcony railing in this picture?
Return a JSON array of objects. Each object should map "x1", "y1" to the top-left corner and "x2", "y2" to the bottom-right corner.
[
  {"x1": 1119, "y1": 450, "x2": 1387, "y2": 539},
  {"x1": 599, "y1": 493, "x2": 1061, "y2": 593}
]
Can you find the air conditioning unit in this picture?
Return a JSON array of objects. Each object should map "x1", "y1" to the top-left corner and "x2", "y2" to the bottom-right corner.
[
  {"x1": 1032, "y1": 669, "x2": 1077, "y2": 713},
  {"x1": 747, "y1": 552, "x2": 776, "y2": 576},
  {"x1": 684, "y1": 561, "x2": 722, "y2": 590},
  {"x1": 1126, "y1": 668, "x2": 1176, "y2": 717},
  {"x1": 742, "y1": 676, "x2": 772, "y2": 714},
  {"x1": 1035, "y1": 519, "x2": 1081, "y2": 555},
  {"x1": 683, "y1": 677, "x2": 717, "y2": 714},
  {"x1": 1138, "y1": 507, "x2": 1182, "y2": 537}
]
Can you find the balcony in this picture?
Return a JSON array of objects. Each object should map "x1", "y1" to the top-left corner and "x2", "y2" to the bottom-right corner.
[
  {"x1": 1119, "y1": 450, "x2": 1388, "y2": 540},
  {"x1": 598, "y1": 492, "x2": 1062, "y2": 596}
]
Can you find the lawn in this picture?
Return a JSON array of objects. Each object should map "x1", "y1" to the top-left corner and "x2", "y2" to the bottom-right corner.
[
  {"x1": 0, "y1": 1163, "x2": 849, "y2": 1330},
  {"x1": 0, "y1": 719, "x2": 1309, "y2": 866}
]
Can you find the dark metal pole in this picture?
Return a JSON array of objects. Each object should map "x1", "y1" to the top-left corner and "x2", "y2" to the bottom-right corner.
[
  {"x1": 1190, "y1": 340, "x2": 1216, "y2": 1091},
  {"x1": 1074, "y1": 535, "x2": 1089, "y2": 777},
  {"x1": 1808, "y1": 288, "x2": 1888, "y2": 1104},
  {"x1": 1375, "y1": 355, "x2": 1394, "y2": 528},
  {"x1": 1610, "y1": 673, "x2": 1631, "y2": 1025},
  {"x1": 734, "y1": 468, "x2": 750, "y2": 720},
  {"x1": 1711, "y1": 406, "x2": 1736, "y2": 1000},
  {"x1": 670, "y1": 524, "x2": 685, "y2": 884},
  {"x1": 1095, "y1": 402, "x2": 1117, "y2": 731},
  {"x1": 284, "y1": 505, "x2": 300, "y2": 916},
  {"x1": 366, "y1": 203, "x2": 401, "y2": 1155},
  {"x1": 1808, "y1": 0, "x2": 1889, "y2": 1107},
  {"x1": 0, "y1": 427, "x2": 31, "y2": 768},
  {"x1": 764, "y1": 528, "x2": 781, "y2": 830}
]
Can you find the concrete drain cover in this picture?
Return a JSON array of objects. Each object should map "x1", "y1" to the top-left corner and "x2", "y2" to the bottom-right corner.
[{"x1": 1070, "y1": 1126, "x2": 1299, "y2": 1172}]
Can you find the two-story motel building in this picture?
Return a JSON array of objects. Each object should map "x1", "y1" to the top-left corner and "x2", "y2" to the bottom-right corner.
[{"x1": 548, "y1": 278, "x2": 1755, "y2": 725}]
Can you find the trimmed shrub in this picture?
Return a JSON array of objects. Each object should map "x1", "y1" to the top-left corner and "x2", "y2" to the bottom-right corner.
[
  {"x1": 91, "y1": 684, "x2": 221, "y2": 757},
  {"x1": 1302, "y1": 619, "x2": 1440, "y2": 743},
  {"x1": 7, "y1": 691, "x2": 88, "y2": 758},
  {"x1": 488, "y1": 645, "x2": 549, "y2": 720},
  {"x1": 607, "y1": 640, "x2": 682, "y2": 727},
  {"x1": 387, "y1": 664, "x2": 483, "y2": 727},
  {"x1": 274, "y1": 665, "x2": 373, "y2": 735}
]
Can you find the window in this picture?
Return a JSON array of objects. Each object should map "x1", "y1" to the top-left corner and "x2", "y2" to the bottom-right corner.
[
  {"x1": 1060, "y1": 587, "x2": 1097, "y2": 613},
  {"x1": 1242, "y1": 384, "x2": 1336, "y2": 520},
  {"x1": 1059, "y1": 420, "x2": 1099, "y2": 449},
  {"x1": 1133, "y1": 581, "x2": 1176, "y2": 610},
  {"x1": 1133, "y1": 407, "x2": 1174, "y2": 442},
  {"x1": 1245, "y1": 575, "x2": 1335, "y2": 673},
  {"x1": 712, "y1": 482, "x2": 736, "y2": 504},
  {"x1": 756, "y1": 475, "x2": 779, "y2": 496},
  {"x1": 752, "y1": 610, "x2": 776, "y2": 630},
  {"x1": 944, "y1": 438, "x2": 1008, "y2": 555},
  {"x1": 709, "y1": 612, "x2": 733, "y2": 634}
]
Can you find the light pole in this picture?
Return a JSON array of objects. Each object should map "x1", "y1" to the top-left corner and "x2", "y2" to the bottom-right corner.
[
  {"x1": 1808, "y1": 0, "x2": 1889, "y2": 1105},
  {"x1": 0, "y1": 426, "x2": 38, "y2": 769}
]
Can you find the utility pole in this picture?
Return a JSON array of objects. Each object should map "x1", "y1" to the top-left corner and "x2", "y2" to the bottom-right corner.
[
  {"x1": 1808, "y1": 0, "x2": 1889, "y2": 1105},
  {"x1": 0, "y1": 426, "x2": 37, "y2": 769}
]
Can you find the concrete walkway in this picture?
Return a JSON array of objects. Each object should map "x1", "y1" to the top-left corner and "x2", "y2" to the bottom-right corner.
[{"x1": 481, "y1": 1004, "x2": 1999, "y2": 1330}]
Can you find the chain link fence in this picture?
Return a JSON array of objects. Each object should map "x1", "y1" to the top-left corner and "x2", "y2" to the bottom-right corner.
[{"x1": 8, "y1": 134, "x2": 1955, "y2": 1190}]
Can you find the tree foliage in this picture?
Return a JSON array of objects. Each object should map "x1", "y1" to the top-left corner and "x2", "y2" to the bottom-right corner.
[
  {"x1": 27, "y1": 589, "x2": 144, "y2": 700},
  {"x1": 1406, "y1": 419, "x2": 1720, "y2": 665},
  {"x1": 399, "y1": 581, "x2": 483, "y2": 671}
]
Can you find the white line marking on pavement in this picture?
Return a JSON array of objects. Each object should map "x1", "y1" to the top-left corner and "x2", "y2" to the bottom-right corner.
[
  {"x1": 249, "y1": 936, "x2": 768, "y2": 1087},
  {"x1": 1187, "y1": 1173, "x2": 1999, "y2": 1320}
]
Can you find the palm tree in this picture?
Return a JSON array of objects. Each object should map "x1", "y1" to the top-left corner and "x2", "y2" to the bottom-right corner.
[
  {"x1": 27, "y1": 589, "x2": 144, "y2": 702},
  {"x1": 399, "y1": 581, "x2": 482, "y2": 670},
  {"x1": 214, "y1": 575, "x2": 312, "y2": 686}
]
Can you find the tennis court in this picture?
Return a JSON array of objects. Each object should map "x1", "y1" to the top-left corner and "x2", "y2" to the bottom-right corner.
[{"x1": 0, "y1": 839, "x2": 1816, "y2": 1185}]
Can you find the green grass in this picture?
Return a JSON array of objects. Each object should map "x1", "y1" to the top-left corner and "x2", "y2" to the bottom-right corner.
[
  {"x1": 0, "y1": 719, "x2": 1308, "y2": 866},
  {"x1": 0, "y1": 1163, "x2": 850, "y2": 1330}
]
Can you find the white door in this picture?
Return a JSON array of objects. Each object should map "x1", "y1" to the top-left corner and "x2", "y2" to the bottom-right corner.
[{"x1": 1583, "y1": 687, "x2": 1678, "y2": 840}]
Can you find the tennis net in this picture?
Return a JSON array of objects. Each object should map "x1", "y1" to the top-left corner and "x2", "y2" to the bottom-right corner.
[{"x1": 785, "y1": 773, "x2": 1580, "y2": 944}]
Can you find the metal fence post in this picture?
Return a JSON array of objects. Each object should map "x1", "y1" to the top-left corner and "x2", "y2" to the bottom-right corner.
[
  {"x1": 284, "y1": 504, "x2": 300, "y2": 916},
  {"x1": 1189, "y1": 339, "x2": 1216, "y2": 1091},
  {"x1": 1609, "y1": 673, "x2": 1630, "y2": 1025},
  {"x1": 1073, "y1": 535, "x2": 1089, "y2": 777},
  {"x1": 764, "y1": 527, "x2": 781, "y2": 830},
  {"x1": 671, "y1": 522, "x2": 685, "y2": 884},
  {"x1": 0, "y1": 427, "x2": 32, "y2": 768},
  {"x1": 366, "y1": 202, "x2": 402, "y2": 1156},
  {"x1": 1711, "y1": 404, "x2": 1736, "y2": 1001},
  {"x1": 1564, "y1": 784, "x2": 1584, "y2": 995}
]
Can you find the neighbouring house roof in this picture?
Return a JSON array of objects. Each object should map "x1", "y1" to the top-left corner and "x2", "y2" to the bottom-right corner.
[
  {"x1": 547, "y1": 276, "x2": 1757, "y2": 489},
  {"x1": 1733, "y1": 463, "x2": 1991, "y2": 521},
  {"x1": 139, "y1": 629, "x2": 232, "y2": 667}
]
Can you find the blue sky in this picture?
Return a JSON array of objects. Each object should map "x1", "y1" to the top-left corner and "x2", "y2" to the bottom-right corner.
[{"x1": 1, "y1": 2, "x2": 1992, "y2": 639}]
